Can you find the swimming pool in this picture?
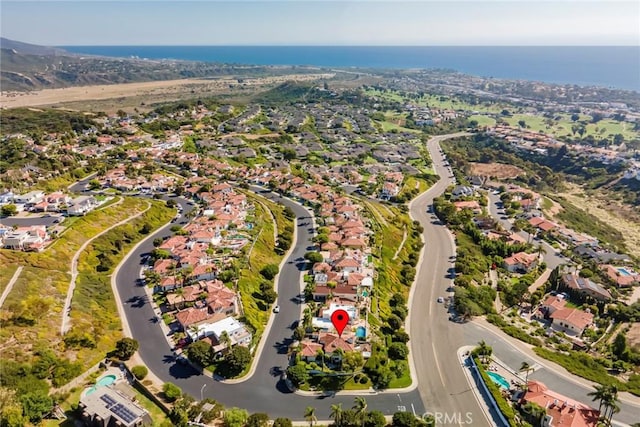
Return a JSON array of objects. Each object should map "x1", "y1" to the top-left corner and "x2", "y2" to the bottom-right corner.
[
  {"x1": 617, "y1": 267, "x2": 632, "y2": 277},
  {"x1": 487, "y1": 371, "x2": 510, "y2": 389},
  {"x1": 85, "y1": 374, "x2": 117, "y2": 395},
  {"x1": 356, "y1": 326, "x2": 366, "y2": 338}
]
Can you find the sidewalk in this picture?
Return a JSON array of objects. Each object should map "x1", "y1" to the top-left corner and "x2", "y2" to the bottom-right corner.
[{"x1": 472, "y1": 317, "x2": 640, "y2": 407}]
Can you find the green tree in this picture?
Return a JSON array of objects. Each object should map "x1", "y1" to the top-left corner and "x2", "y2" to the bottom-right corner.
[
  {"x1": 246, "y1": 413, "x2": 270, "y2": 427},
  {"x1": 131, "y1": 365, "x2": 148, "y2": 380},
  {"x1": 304, "y1": 406, "x2": 317, "y2": 427},
  {"x1": 392, "y1": 411, "x2": 417, "y2": 427},
  {"x1": 20, "y1": 391, "x2": 52, "y2": 424},
  {"x1": 520, "y1": 362, "x2": 534, "y2": 390},
  {"x1": 186, "y1": 340, "x2": 214, "y2": 367},
  {"x1": 286, "y1": 364, "x2": 309, "y2": 387},
  {"x1": 114, "y1": 337, "x2": 139, "y2": 360},
  {"x1": 260, "y1": 264, "x2": 280, "y2": 280},
  {"x1": 365, "y1": 410, "x2": 387, "y2": 427},
  {"x1": 352, "y1": 397, "x2": 368, "y2": 427},
  {"x1": 273, "y1": 418, "x2": 293, "y2": 427},
  {"x1": 342, "y1": 351, "x2": 364, "y2": 372},
  {"x1": 224, "y1": 407, "x2": 249, "y2": 427},
  {"x1": 388, "y1": 342, "x2": 409, "y2": 360},
  {"x1": 0, "y1": 204, "x2": 17, "y2": 217},
  {"x1": 330, "y1": 403, "x2": 343, "y2": 427},
  {"x1": 612, "y1": 333, "x2": 628, "y2": 361},
  {"x1": 304, "y1": 252, "x2": 324, "y2": 264},
  {"x1": 88, "y1": 179, "x2": 101, "y2": 190},
  {"x1": 225, "y1": 345, "x2": 251, "y2": 375},
  {"x1": 162, "y1": 382, "x2": 182, "y2": 402}
]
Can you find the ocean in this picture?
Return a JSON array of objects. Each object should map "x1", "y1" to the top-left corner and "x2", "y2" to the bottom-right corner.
[{"x1": 62, "y1": 46, "x2": 640, "y2": 91}]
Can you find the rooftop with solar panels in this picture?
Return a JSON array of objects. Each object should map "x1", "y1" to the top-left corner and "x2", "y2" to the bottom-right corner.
[{"x1": 79, "y1": 385, "x2": 152, "y2": 427}]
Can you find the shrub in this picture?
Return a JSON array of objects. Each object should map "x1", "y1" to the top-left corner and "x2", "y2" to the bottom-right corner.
[
  {"x1": 131, "y1": 365, "x2": 148, "y2": 380},
  {"x1": 162, "y1": 382, "x2": 182, "y2": 402},
  {"x1": 388, "y1": 342, "x2": 409, "y2": 360},
  {"x1": 114, "y1": 338, "x2": 139, "y2": 360},
  {"x1": 260, "y1": 264, "x2": 280, "y2": 280},
  {"x1": 273, "y1": 418, "x2": 293, "y2": 427},
  {"x1": 224, "y1": 407, "x2": 249, "y2": 427}
]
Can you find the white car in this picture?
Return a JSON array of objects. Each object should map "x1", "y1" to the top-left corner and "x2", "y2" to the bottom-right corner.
[
  {"x1": 273, "y1": 305, "x2": 280, "y2": 313},
  {"x1": 437, "y1": 297, "x2": 445, "y2": 303}
]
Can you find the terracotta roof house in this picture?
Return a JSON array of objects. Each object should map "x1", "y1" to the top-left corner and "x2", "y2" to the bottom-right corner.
[
  {"x1": 453, "y1": 200, "x2": 482, "y2": 213},
  {"x1": 550, "y1": 307, "x2": 594, "y2": 337},
  {"x1": 520, "y1": 381, "x2": 599, "y2": 427},
  {"x1": 601, "y1": 265, "x2": 639, "y2": 287},
  {"x1": 299, "y1": 341, "x2": 324, "y2": 362},
  {"x1": 503, "y1": 252, "x2": 538, "y2": 273}
]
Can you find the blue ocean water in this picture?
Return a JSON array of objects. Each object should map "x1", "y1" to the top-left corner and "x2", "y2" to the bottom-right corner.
[{"x1": 62, "y1": 46, "x2": 640, "y2": 91}]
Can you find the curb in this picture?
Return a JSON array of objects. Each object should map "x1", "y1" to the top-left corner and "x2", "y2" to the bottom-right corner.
[{"x1": 223, "y1": 188, "x2": 300, "y2": 384}]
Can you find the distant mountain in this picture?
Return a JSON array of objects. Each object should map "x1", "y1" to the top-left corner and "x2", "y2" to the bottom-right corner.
[
  {"x1": 0, "y1": 37, "x2": 70, "y2": 56},
  {"x1": 0, "y1": 38, "x2": 314, "y2": 92}
]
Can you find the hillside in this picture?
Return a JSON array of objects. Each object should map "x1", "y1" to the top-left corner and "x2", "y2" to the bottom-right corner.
[{"x1": 0, "y1": 38, "x2": 318, "y2": 92}]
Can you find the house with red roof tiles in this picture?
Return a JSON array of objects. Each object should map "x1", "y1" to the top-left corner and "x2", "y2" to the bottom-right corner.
[
  {"x1": 519, "y1": 381, "x2": 599, "y2": 427},
  {"x1": 550, "y1": 307, "x2": 594, "y2": 337},
  {"x1": 504, "y1": 252, "x2": 539, "y2": 273}
]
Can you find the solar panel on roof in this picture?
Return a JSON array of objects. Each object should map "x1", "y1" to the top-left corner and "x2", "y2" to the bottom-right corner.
[
  {"x1": 99, "y1": 394, "x2": 117, "y2": 407},
  {"x1": 110, "y1": 403, "x2": 138, "y2": 424}
]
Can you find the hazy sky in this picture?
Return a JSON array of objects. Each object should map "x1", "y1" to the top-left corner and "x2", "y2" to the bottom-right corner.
[{"x1": 1, "y1": 0, "x2": 639, "y2": 46}]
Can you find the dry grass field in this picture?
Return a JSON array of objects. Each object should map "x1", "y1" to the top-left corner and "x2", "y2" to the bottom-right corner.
[{"x1": 469, "y1": 162, "x2": 526, "y2": 179}]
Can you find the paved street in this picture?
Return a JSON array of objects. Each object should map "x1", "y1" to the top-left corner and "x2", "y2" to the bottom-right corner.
[
  {"x1": 104, "y1": 134, "x2": 639, "y2": 424},
  {"x1": 114, "y1": 188, "x2": 425, "y2": 419}
]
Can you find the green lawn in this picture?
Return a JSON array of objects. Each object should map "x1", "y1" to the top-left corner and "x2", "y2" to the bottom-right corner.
[{"x1": 468, "y1": 115, "x2": 497, "y2": 127}]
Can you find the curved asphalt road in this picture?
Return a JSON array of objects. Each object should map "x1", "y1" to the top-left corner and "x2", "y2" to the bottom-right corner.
[{"x1": 114, "y1": 187, "x2": 425, "y2": 419}]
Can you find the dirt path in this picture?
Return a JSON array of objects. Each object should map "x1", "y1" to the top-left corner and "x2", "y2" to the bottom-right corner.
[
  {"x1": 392, "y1": 227, "x2": 408, "y2": 260},
  {"x1": 0, "y1": 266, "x2": 24, "y2": 308},
  {"x1": 60, "y1": 201, "x2": 151, "y2": 335}
]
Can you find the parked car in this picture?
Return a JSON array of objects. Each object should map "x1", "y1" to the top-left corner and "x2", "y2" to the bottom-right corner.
[
  {"x1": 437, "y1": 296, "x2": 445, "y2": 303},
  {"x1": 273, "y1": 305, "x2": 280, "y2": 313}
]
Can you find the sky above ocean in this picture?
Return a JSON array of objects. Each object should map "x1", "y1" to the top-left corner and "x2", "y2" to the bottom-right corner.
[{"x1": 2, "y1": 1, "x2": 639, "y2": 46}]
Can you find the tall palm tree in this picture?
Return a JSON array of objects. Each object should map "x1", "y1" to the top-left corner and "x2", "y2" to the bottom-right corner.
[
  {"x1": 304, "y1": 406, "x2": 317, "y2": 427},
  {"x1": 587, "y1": 384, "x2": 610, "y2": 416},
  {"x1": 477, "y1": 340, "x2": 492, "y2": 364},
  {"x1": 352, "y1": 396, "x2": 367, "y2": 427},
  {"x1": 520, "y1": 362, "x2": 534, "y2": 390},
  {"x1": 603, "y1": 385, "x2": 620, "y2": 426},
  {"x1": 330, "y1": 403, "x2": 343, "y2": 427}
]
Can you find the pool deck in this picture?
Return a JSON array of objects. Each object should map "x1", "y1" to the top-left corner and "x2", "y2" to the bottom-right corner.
[{"x1": 81, "y1": 367, "x2": 130, "y2": 398}]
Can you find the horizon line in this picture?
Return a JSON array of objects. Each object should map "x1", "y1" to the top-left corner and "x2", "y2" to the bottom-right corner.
[{"x1": 56, "y1": 44, "x2": 640, "y2": 47}]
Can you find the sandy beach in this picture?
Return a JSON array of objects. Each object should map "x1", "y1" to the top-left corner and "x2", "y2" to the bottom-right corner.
[{"x1": 0, "y1": 73, "x2": 334, "y2": 109}]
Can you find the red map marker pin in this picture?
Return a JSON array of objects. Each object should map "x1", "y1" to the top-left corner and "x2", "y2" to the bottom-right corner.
[{"x1": 331, "y1": 309, "x2": 349, "y2": 337}]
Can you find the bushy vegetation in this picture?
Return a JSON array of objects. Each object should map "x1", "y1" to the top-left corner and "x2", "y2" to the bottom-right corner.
[
  {"x1": 533, "y1": 347, "x2": 640, "y2": 396},
  {"x1": 0, "y1": 107, "x2": 96, "y2": 135}
]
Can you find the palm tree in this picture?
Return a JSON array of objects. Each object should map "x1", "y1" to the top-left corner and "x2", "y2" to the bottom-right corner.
[
  {"x1": 352, "y1": 396, "x2": 367, "y2": 427},
  {"x1": 219, "y1": 330, "x2": 232, "y2": 353},
  {"x1": 587, "y1": 384, "x2": 610, "y2": 417},
  {"x1": 520, "y1": 362, "x2": 534, "y2": 390},
  {"x1": 603, "y1": 385, "x2": 620, "y2": 426},
  {"x1": 304, "y1": 406, "x2": 317, "y2": 427},
  {"x1": 477, "y1": 340, "x2": 492, "y2": 364},
  {"x1": 330, "y1": 403, "x2": 343, "y2": 427}
]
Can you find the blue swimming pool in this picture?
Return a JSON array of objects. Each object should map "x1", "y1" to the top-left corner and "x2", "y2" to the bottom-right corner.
[
  {"x1": 617, "y1": 268, "x2": 631, "y2": 277},
  {"x1": 487, "y1": 371, "x2": 510, "y2": 389},
  {"x1": 356, "y1": 326, "x2": 366, "y2": 338},
  {"x1": 85, "y1": 374, "x2": 117, "y2": 395}
]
